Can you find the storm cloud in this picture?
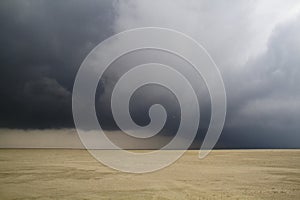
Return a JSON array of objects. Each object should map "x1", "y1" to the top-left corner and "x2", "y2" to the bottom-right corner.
[
  {"x1": 0, "y1": 0, "x2": 300, "y2": 148},
  {"x1": 0, "y1": 0, "x2": 115, "y2": 128}
]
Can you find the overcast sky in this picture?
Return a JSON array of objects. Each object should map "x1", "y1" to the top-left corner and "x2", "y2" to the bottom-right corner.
[{"x1": 0, "y1": 0, "x2": 300, "y2": 148}]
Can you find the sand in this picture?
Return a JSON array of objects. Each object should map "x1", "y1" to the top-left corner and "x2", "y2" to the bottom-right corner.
[{"x1": 0, "y1": 149, "x2": 299, "y2": 200}]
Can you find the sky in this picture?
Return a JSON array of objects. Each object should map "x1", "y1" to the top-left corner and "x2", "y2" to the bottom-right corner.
[{"x1": 0, "y1": 0, "x2": 300, "y2": 149}]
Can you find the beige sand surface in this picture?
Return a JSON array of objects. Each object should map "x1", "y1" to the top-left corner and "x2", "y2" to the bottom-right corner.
[{"x1": 0, "y1": 149, "x2": 299, "y2": 200}]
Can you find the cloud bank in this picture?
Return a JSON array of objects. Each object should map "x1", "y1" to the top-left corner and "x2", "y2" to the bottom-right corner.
[{"x1": 0, "y1": 0, "x2": 299, "y2": 148}]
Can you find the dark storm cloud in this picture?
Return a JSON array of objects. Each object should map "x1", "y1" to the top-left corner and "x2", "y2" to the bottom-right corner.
[
  {"x1": 1, "y1": 0, "x2": 300, "y2": 149},
  {"x1": 0, "y1": 0, "x2": 115, "y2": 128}
]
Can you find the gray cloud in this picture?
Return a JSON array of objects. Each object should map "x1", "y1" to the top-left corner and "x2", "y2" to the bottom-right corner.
[
  {"x1": 0, "y1": 0, "x2": 299, "y2": 148},
  {"x1": 222, "y1": 18, "x2": 300, "y2": 148},
  {"x1": 113, "y1": 0, "x2": 300, "y2": 148}
]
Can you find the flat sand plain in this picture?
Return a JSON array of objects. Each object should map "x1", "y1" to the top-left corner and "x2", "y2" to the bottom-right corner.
[{"x1": 0, "y1": 149, "x2": 299, "y2": 200}]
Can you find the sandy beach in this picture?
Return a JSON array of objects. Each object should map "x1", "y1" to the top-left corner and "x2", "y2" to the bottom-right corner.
[{"x1": 0, "y1": 149, "x2": 299, "y2": 200}]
